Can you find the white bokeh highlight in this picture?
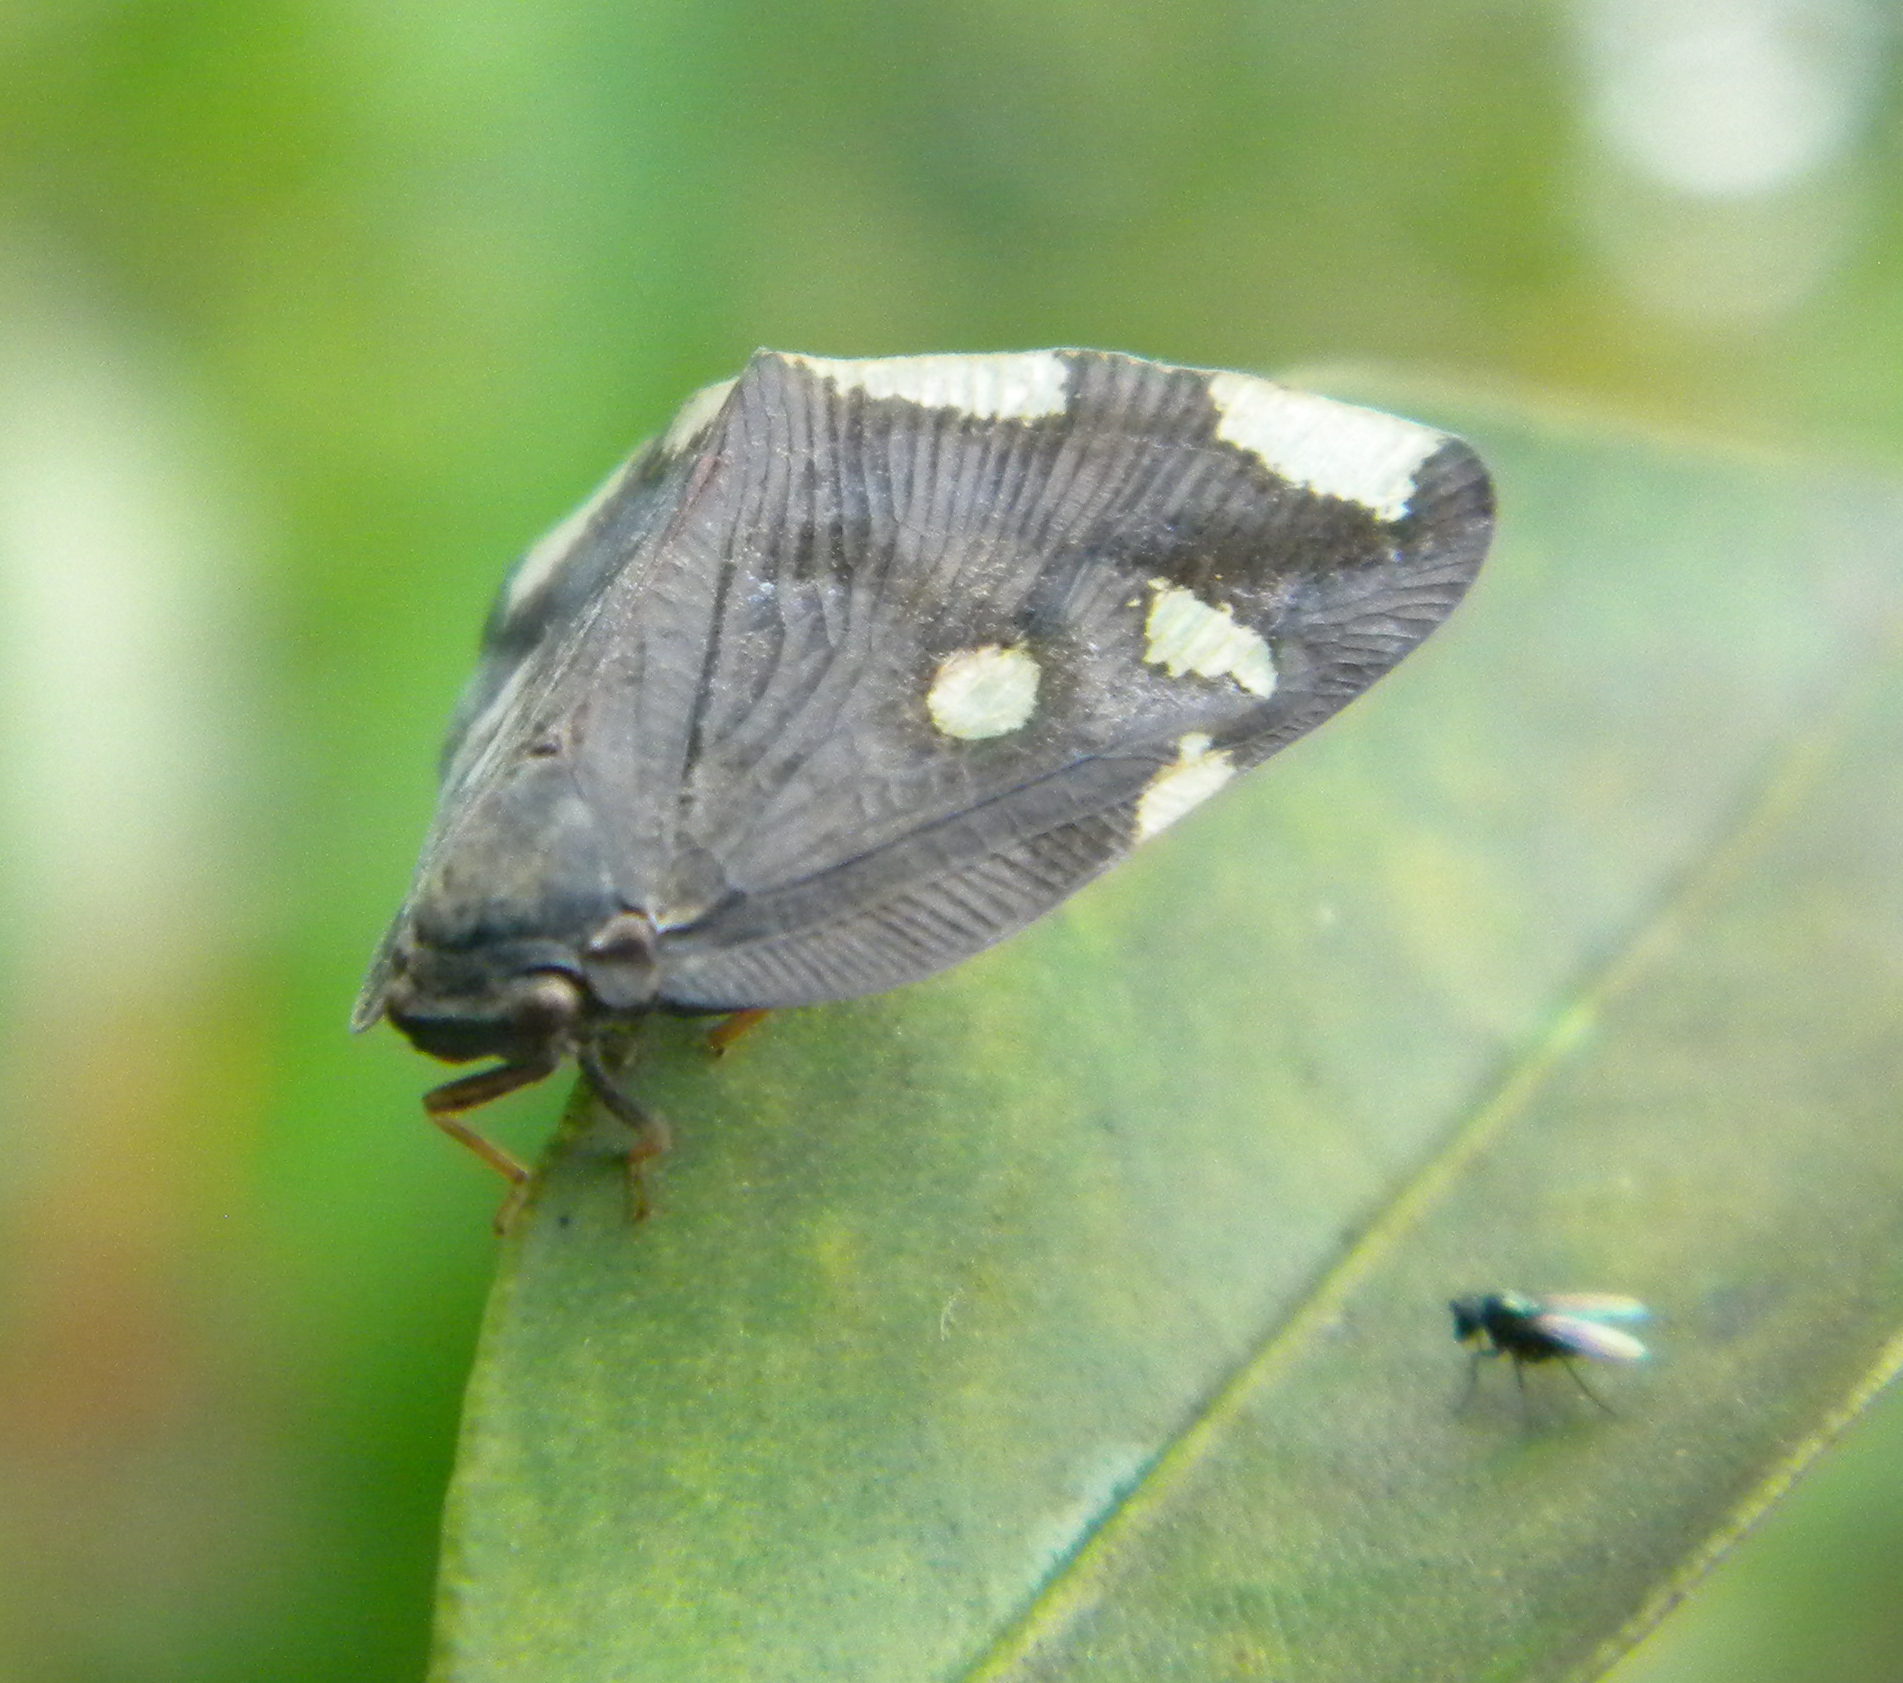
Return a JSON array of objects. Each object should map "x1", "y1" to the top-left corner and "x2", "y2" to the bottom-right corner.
[
  {"x1": 1580, "y1": 0, "x2": 1881, "y2": 197},
  {"x1": 1572, "y1": 0, "x2": 1884, "y2": 324}
]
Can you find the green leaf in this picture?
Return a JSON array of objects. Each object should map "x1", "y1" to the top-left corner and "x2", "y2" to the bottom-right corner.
[{"x1": 429, "y1": 397, "x2": 1903, "y2": 1683}]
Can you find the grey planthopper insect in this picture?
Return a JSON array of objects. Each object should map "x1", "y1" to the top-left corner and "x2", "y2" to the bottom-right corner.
[{"x1": 353, "y1": 350, "x2": 1493, "y2": 1222}]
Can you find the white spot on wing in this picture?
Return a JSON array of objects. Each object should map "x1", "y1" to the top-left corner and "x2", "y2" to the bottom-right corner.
[
  {"x1": 788, "y1": 352, "x2": 1069, "y2": 420},
  {"x1": 926, "y1": 644, "x2": 1041, "y2": 740},
  {"x1": 1142, "y1": 581, "x2": 1277, "y2": 696},
  {"x1": 1205, "y1": 372, "x2": 1445, "y2": 521},
  {"x1": 501, "y1": 455, "x2": 635, "y2": 623},
  {"x1": 1134, "y1": 732, "x2": 1235, "y2": 841},
  {"x1": 663, "y1": 376, "x2": 736, "y2": 454}
]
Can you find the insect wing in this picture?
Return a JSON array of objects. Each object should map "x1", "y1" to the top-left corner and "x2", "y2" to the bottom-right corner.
[
  {"x1": 362, "y1": 349, "x2": 1492, "y2": 1023},
  {"x1": 1535, "y1": 1293, "x2": 1651, "y2": 1323},
  {"x1": 1530, "y1": 1313, "x2": 1649, "y2": 1365},
  {"x1": 629, "y1": 352, "x2": 1488, "y2": 1007}
]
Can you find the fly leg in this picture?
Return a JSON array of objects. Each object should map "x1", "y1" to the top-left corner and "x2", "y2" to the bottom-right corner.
[
  {"x1": 1454, "y1": 1347, "x2": 1491, "y2": 1413},
  {"x1": 1559, "y1": 1356, "x2": 1617, "y2": 1416}
]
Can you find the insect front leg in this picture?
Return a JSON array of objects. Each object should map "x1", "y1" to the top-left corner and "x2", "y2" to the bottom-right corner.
[
  {"x1": 422, "y1": 1056, "x2": 557, "y2": 1232},
  {"x1": 1454, "y1": 1347, "x2": 1490, "y2": 1413}
]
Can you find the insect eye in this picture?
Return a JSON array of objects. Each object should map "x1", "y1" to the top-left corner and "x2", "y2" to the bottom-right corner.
[{"x1": 509, "y1": 973, "x2": 584, "y2": 1034}]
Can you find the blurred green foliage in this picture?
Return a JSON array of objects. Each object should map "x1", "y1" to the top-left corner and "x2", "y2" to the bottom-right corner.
[{"x1": 0, "y1": 2, "x2": 1898, "y2": 1680}]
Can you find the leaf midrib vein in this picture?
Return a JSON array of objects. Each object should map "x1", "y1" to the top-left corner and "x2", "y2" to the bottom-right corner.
[{"x1": 957, "y1": 665, "x2": 1877, "y2": 1682}]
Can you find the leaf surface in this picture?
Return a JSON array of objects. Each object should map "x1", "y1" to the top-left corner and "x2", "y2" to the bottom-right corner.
[{"x1": 431, "y1": 398, "x2": 1903, "y2": 1682}]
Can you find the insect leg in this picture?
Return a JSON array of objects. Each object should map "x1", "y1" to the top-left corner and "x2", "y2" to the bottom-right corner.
[
  {"x1": 1453, "y1": 1348, "x2": 1488, "y2": 1413},
  {"x1": 422, "y1": 1058, "x2": 555, "y2": 1233},
  {"x1": 1559, "y1": 1357, "x2": 1617, "y2": 1416},
  {"x1": 1510, "y1": 1354, "x2": 1542, "y2": 1424},
  {"x1": 579, "y1": 1044, "x2": 673, "y2": 1223},
  {"x1": 622, "y1": 1109, "x2": 673, "y2": 1223},
  {"x1": 704, "y1": 1008, "x2": 770, "y2": 1056}
]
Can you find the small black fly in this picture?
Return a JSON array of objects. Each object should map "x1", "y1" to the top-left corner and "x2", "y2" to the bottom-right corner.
[{"x1": 1450, "y1": 1291, "x2": 1649, "y2": 1415}]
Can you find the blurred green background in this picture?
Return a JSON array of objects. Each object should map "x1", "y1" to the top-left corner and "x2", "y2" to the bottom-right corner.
[{"x1": 0, "y1": 2, "x2": 1899, "y2": 1679}]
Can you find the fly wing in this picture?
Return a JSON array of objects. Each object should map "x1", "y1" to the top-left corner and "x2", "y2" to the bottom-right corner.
[
  {"x1": 1537, "y1": 1293, "x2": 1652, "y2": 1323},
  {"x1": 1532, "y1": 1314, "x2": 1650, "y2": 1364},
  {"x1": 571, "y1": 349, "x2": 1495, "y2": 1009}
]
